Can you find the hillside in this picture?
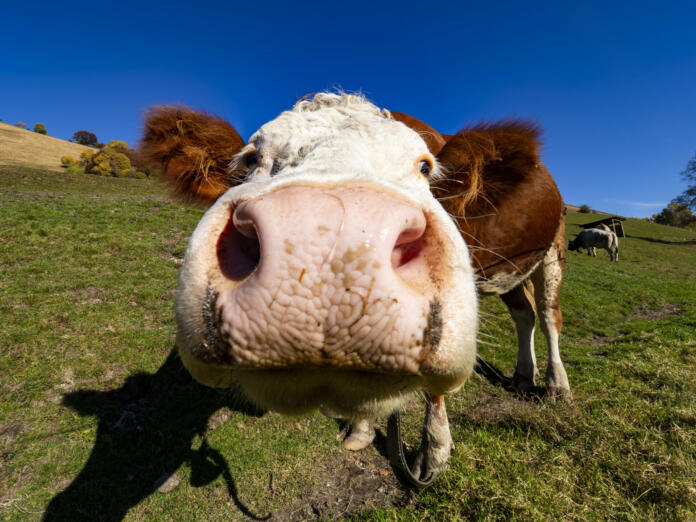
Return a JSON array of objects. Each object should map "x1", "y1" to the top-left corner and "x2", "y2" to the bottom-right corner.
[{"x1": 0, "y1": 122, "x2": 96, "y2": 171}]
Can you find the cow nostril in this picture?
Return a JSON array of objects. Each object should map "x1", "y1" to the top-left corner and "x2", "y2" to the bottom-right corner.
[
  {"x1": 217, "y1": 211, "x2": 260, "y2": 281},
  {"x1": 391, "y1": 226, "x2": 426, "y2": 270}
]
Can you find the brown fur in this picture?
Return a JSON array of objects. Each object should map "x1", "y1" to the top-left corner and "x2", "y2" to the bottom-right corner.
[
  {"x1": 390, "y1": 112, "x2": 447, "y2": 155},
  {"x1": 432, "y1": 121, "x2": 563, "y2": 287},
  {"x1": 139, "y1": 106, "x2": 245, "y2": 206}
]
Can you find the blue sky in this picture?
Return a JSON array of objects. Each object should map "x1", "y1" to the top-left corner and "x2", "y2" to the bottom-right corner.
[{"x1": 2, "y1": 1, "x2": 695, "y2": 217}]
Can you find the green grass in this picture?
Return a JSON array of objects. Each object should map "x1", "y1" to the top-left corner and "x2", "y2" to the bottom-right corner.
[{"x1": 1, "y1": 165, "x2": 695, "y2": 520}]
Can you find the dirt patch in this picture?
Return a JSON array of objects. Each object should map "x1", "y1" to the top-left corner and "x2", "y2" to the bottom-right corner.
[
  {"x1": 0, "y1": 422, "x2": 24, "y2": 489},
  {"x1": 631, "y1": 302, "x2": 682, "y2": 321},
  {"x1": 273, "y1": 447, "x2": 410, "y2": 520},
  {"x1": 75, "y1": 285, "x2": 103, "y2": 306},
  {"x1": 457, "y1": 395, "x2": 539, "y2": 426},
  {"x1": 587, "y1": 335, "x2": 618, "y2": 348}
]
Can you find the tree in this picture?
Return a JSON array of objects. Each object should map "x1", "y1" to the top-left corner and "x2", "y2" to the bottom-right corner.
[
  {"x1": 673, "y1": 152, "x2": 696, "y2": 211},
  {"x1": 33, "y1": 122, "x2": 48, "y2": 135},
  {"x1": 578, "y1": 204, "x2": 592, "y2": 213},
  {"x1": 652, "y1": 202, "x2": 696, "y2": 229},
  {"x1": 72, "y1": 130, "x2": 98, "y2": 147}
]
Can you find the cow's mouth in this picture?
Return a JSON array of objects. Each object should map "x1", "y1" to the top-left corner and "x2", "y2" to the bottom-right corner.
[{"x1": 196, "y1": 285, "x2": 444, "y2": 374}]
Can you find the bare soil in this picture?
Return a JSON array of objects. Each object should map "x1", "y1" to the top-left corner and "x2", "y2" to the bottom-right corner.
[{"x1": 273, "y1": 447, "x2": 410, "y2": 520}]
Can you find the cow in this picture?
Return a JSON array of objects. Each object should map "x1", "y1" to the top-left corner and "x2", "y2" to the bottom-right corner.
[
  {"x1": 140, "y1": 93, "x2": 571, "y2": 486},
  {"x1": 569, "y1": 228, "x2": 619, "y2": 261}
]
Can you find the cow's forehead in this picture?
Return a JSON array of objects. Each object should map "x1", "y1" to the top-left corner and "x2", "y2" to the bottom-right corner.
[{"x1": 249, "y1": 98, "x2": 430, "y2": 163}]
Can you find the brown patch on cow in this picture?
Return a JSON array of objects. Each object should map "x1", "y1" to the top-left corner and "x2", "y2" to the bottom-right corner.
[
  {"x1": 422, "y1": 300, "x2": 442, "y2": 352},
  {"x1": 391, "y1": 112, "x2": 447, "y2": 155},
  {"x1": 433, "y1": 121, "x2": 564, "y2": 285},
  {"x1": 140, "y1": 106, "x2": 245, "y2": 206},
  {"x1": 273, "y1": 447, "x2": 410, "y2": 520}
]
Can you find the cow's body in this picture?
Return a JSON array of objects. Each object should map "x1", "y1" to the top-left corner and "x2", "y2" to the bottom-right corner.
[
  {"x1": 140, "y1": 93, "x2": 571, "y2": 484},
  {"x1": 569, "y1": 228, "x2": 619, "y2": 261}
]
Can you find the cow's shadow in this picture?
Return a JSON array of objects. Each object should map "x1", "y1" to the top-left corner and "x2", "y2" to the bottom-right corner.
[
  {"x1": 43, "y1": 349, "x2": 268, "y2": 522},
  {"x1": 474, "y1": 356, "x2": 546, "y2": 400}
]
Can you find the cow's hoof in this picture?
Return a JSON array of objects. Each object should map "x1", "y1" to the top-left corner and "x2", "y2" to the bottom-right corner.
[
  {"x1": 513, "y1": 371, "x2": 536, "y2": 394},
  {"x1": 546, "y1": 362, "x2": 572, "y2": 401},
  {"x1": 342, "y1": 419, "x2": 375, "y2": 451},
  {"x1": 546, "y1": 384, "x2": 572, "y2": 402}
]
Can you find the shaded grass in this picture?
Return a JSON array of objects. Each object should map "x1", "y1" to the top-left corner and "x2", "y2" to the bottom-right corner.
[{"x1": 1, "y1": 165, "x2": 695, "y2": 519}]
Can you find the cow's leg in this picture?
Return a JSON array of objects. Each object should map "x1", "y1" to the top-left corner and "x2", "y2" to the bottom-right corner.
[
  {"x1": 501, "y1": 284, "x2": 538, "y2": 393},
  {"x1": 389, "y1": 394, "x2": 453, "y2": 486},
  {"x1": 411, "y1": 395, "x2": 453, "y2": 479},
  {"x1": 530, "y1": 245, "x2": 572, "y2": 399},
  {"x1": 342, "y1": 418, "x2": 375, "y2": 451}
]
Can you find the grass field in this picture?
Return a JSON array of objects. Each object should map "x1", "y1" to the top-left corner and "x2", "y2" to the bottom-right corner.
[
  {"x1": 1, "y1": 165, "x2": 695, "y2": 520},
  {"x1": 0, "y1": 123, "x2": 96, "y2": 171}
]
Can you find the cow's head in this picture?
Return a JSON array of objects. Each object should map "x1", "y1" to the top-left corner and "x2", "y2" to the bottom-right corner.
[
  {"x1": 141, "y1": 93, "x2": 478, "y2": 420},
  {"x1": 567, "y1": 237, "x2": 580, "y2": 251}
]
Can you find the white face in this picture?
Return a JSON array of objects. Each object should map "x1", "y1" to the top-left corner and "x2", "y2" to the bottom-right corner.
[
  {"x1": 175, "y1": 94, "x2": 478, "y2": 417},
  {"x1": 240, "y1": 95, "x2": 437, "y2": 192}
]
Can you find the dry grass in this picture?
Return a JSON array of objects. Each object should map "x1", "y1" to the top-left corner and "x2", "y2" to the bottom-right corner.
[{"x1": 0, "y1": 122, "x2": 96, "y2": 171}]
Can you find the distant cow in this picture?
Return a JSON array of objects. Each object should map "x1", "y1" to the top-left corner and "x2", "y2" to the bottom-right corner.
[{"x1": 569, "y1": 228, "x2": 618, "y2": 261}]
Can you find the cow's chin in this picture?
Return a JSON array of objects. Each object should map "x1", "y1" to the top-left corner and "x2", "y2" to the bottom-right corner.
[
  {"x1": 177, "y1": 341, "x2": 468, "y2": 419},
  {"x1": 236, "y1": 369, "x2": 467, "y2": 419}
]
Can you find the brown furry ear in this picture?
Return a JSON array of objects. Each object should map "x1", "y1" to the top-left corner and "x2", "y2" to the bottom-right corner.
[
  {"x1": 140, "y1": 106, "x2": 245, "y2": 206},
  {"x1": 433, "y1": 120, "x2": 563, "y2": 278},
  {"x1": 391, "y1": 112, "x2": 447, "y2": 155},
  {"x1": 433, "y1": 120, "x2": 543, "y2": 217}
]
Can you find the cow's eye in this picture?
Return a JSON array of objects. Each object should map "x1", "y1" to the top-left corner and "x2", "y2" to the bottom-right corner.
[
  {"x1": 245, "y1": 153, "x2": 259, "y2": 169},
  {"x1": 418, "y1": 159, "x2": 433, "y2": 177}
]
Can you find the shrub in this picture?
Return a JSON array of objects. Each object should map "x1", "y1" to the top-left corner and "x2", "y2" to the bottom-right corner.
[
  {"x1": 84, "y1": 144, "x2": 136, "y2": 178},
  {"x1": 65, "y1": 163, "x2": 85, "y2": 175},
  {"x1": 107, "y1": 140, "x2": 129, "y2": 152},
  {"x1": 15, "y1": 122, "x2": 28, "y2": 130},
  {"x1": 33, "y1": 123, "x2": 48, "y2": 135},
  {"x1": 135, "y1": 171, "x2": 148, "y2": 179},
  {"x1": 80, "y1": 149, "x2": 95, "y2": 165},
  {"x1": 61, "y1": 155, "x2": 77, "y2": 167},
  {"x1": 579, "y1": 204, "x2": 592, "y2": 213},
  {"x1": 72, "y1": 131, "x2": 98, "y2": 147},
  {"x1": 652, "y1": 203, "x2": 696, "y2": 229},
  {"x1": 124, "y1": 148, "x2": 159, "y2": 178}
]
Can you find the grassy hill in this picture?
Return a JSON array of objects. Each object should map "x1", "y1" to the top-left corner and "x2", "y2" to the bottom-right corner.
[
  {"x1": 1, "y1": 165, "x2": 695, "y2": 520},
  {"x1": 0, "y1": 122, "x2": 96, "y2": 171}
]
